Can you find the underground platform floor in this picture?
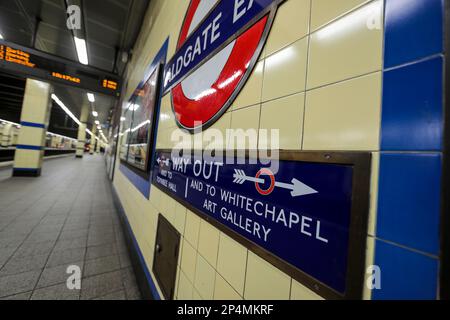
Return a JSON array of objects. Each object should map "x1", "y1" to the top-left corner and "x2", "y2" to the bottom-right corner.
[{"x1": 0, "y1": 155, "x2": 142, "y2": 300}]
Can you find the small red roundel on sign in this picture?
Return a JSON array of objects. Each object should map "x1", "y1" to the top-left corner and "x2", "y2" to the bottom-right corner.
[{"x1": 170, "y1": 0, "x2": 279, "y2": 131}]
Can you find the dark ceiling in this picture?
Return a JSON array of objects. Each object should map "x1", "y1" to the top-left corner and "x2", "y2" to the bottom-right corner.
[{"x1": 0, "y1": 0, "x2": 149, "y2": 138}]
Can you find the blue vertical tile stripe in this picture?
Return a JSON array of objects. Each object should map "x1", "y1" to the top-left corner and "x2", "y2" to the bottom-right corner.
[
  {"x1": 381, "y1": 57, "x2": 444, "y2": 151},
  {"x1": 377, "y1": 153, "x2": 441, "y2": 255},
  {"x1": 384, "y1": 0, "x2": 444, "y2": 68},
  {"x1": 373, "y1": 240, "x2": 439, "y2": 300},
  {"x1": 375, "y1": 0, "x2": 445, "y2": 299}
]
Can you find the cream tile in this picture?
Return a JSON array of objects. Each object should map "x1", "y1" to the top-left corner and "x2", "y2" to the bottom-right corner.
[
  {"x1": 244, "y1": 252, "x2": 291, "y2": 300},
  {"x1": 201, "y1": 112, "x2": 232, "y2": 151},
  {"x1": 181, "y1": 239, "x2": 197, "y2": 283},
  {"x1": 194, "y1": 254, "x2": 216, "y2": 300},
  {"x1": 149, "y1": 187, "x2": 161, "y2": 209},
  {"x1": 216, "y1": 233, "x2": 248, "y2": 296},
  {"x1": 311, "y1": 0, "x2": 370, "y2": 31},
  {"x1": 171, "y1": 127, "x2": 193, "y2": 151},
  {"x1": 174, "y1": 267, "x2": 181, "y2": 299},
  {"x1": 198, "y1": 220, "x2": 220, "y2": 268},
  {"x1": 259, "y1": 93, "x2": 305, "y2": 150},
  {"x1": 307, "y1": 0, "x2": 383, "y2": 89},
  {"x1": 159, "y1": 94, "x2": 176, "y2": 130},
  {"x1": 177, "y1": 270, "x2": 194, "y2": 300},
  {"x1": 229, "y1": 105, "x2": 260, "y2": 150},
  {"x1": 266, "y1": 0, "x2": 311, "y2": 56},
  {"x1": 214, "y1": 273, "x2": 243, "y2": 300},
  {"x1": 364, "y1": 236, "x2": 376, "y2": 300},
  {"x1": 233, "y1": 61, "x2": 264, "y2": 110},
  {"x1": 160, "y1": 195, "x2": 176, "y2": 224},
  {"x1": 290, "y1": 280, "x2": 324, "y2": 300},
  {"x1": 369, "y1": 153, "x2": 380, "y2": 236},
  {"x1": 184, "y1": 210, "x2": 201, "y2": 249},
  {"x1": 177, "y1": 237, "x2": 184, "y2": 268},
  {"x1": 174, "y1": 203, "x2": 187, "y2": 236},
  {"x1": 192, "y1": 289, "x2": 203, "y2": 300},
  {"x1": 303, "y1": 72, "x2": 382, "y2": 151},
  {"x1": 263, "y1": 38, "x2": 308, "y2": 102}
]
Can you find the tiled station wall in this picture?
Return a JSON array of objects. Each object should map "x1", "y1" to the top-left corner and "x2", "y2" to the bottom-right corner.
[{"x1": 113, "y1": 0, "x2": 445, "y2": 300}]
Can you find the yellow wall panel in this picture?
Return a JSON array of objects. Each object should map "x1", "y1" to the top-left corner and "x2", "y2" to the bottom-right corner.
[
  {"x1": 216, "y1": 233, "x2": 248, "y2": 296},
  {"x1": 303, "y1": 72, "x2": 382, "y2": 150},
  {"x1": 260, "y1": 93, "x2": 305, "y2": 150},
  {"x1": 307, "y1": 0, "x2": 383, "y2": 89},
  {"x1": 244, "y1": 252, "x2": 291, "y2": 300},
  {"x1": 311, "y1": 0, "x2": 370, "y2": 31},
  {"x1": 262, "y1": 38, "x2": 308, "y2": 101},
  {"x1": 266, "y1": 0, "x2": 311, "y2": 56}
]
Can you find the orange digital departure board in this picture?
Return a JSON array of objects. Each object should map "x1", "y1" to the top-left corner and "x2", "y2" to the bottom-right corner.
[
  {"x1": 52, "y1": 72, "x2": 81, "y2": 84},
  {"x1": 0, "y1": 40, "x2": 121, "y2": 97},
  {"x1": 0, "y1": 45, "x2": 35, "y2": 68},
  {"x1": 103, "y1": 79, "x2": 118, "y2": 90}
]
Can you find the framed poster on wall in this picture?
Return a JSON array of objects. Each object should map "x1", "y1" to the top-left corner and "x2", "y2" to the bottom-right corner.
[{"x1": 120, "y1": 64, "x2": 162, "y2": 177}]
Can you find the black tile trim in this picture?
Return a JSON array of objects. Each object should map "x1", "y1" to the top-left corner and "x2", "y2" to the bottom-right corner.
[
  {"x1": 12, "y1": 168, "x2": 41, "y2": 177},
  {"x1": 440, "y1": 0, "x2": 450, "y2": 301}
]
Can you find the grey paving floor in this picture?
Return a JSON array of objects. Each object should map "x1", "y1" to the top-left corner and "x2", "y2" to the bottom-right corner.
[{"x1": 0, "y1": 155, "x2": 142, "y2": 300}]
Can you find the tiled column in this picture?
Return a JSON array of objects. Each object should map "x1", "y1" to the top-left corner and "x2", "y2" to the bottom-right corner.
[
  {"x1": 76, "y1": 104, "x2": 89, "y2": 159},
  {"x1": 90, "y1": 125, "x2": 97, "y2": 155},
  {"x1": 1, "y1": 123, "x2": 12, "y2": 147},
  {"x1": 13, "y1": 79, "x2": 52, "y2": 177}
]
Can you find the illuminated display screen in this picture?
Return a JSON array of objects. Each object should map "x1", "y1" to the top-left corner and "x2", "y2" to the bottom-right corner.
[{"x1": 0, "y1": 41, "x2": 121, "y2": 97}]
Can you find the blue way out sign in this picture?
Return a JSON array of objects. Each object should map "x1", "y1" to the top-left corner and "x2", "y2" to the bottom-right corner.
[{"x1": 152, "y1": 150, "x2": 369, "y2": 296}]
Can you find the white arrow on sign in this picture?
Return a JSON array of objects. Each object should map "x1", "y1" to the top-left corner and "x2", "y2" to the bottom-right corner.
[
  {"x1": 233, "y1": 169, "x2": 318, "y2": 198},
  {"x1": 157, "y1": 158, "x2": 170, "y2": 166}
]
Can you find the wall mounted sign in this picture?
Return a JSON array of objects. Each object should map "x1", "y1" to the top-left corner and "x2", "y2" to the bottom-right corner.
[
  {"x1": 0, "y1": 40, "x2": 121, "y2": 97},
  {"x1": 152, "y1": 150, "x2": 371, "y2": 299},
  {"x1": 164, "y1": 0, "x2": 285, "y2": 131}
]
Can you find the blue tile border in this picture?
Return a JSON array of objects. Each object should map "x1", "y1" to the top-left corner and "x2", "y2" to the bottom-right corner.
[
  {"x1": 439, "y1": 0, "x2": 450, "y2": 299},
  {"x1": 372, "y1": 239, "x2": 439, "y2": 300},
  {"x1": 20, "y1": 121, "x2": 46, "y2": 129},
  {"x1": 381, "y1": 56, "x2": 444, "y2": 152},
  {"x1": 111, "y1": 184, "x2": 161, "y2": 300},
  {"x1": 384, "y1": 0, "x2": 444, "y2": 68},
  {"x1": 16, "y1": 145, "x2": 44, "y2": 151},
  {"x1": 119, "y1": 38, "x2": 169, "y2": 199},
  {"x1": 376, "y1": 153, "x2": 442, "y2": 255}
]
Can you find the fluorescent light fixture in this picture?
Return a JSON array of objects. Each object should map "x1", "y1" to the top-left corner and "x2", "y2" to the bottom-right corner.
[
  {"x1": 51, "y1": 94, "x2": 81, "y2": 125},
  {"x1": 51, "y1": 95, "x2": 96, "y2": 140},
  {"x1": 97, "y1": 125, "x2": 101, "y2": 130},
  {"x1": 87, "y1": 93, "x2": 95, "y2": 102},
  {"x1": 92, "y1": 111, "x2": 98, "y2": 117},
  {"x1": 120, "y1": 117, "x2": 126, "y2": 122},
  {"x1": 95, "y1": 120, "x2": 100, "y2": 125},
  {"x1": 0, "y1": 33, "x2": 3, "y2": 40},
  {"x1": 74, "y1": 37, "x2": 89, "y2": 65}
]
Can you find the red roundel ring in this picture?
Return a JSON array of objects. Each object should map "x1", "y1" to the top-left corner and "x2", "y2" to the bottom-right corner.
[
  {"x1": 255, "y1": 168, "x2": 276, "y2": 196},
  {"x1": 171, "y1": 0, "x2": 275, "y2": 131}
]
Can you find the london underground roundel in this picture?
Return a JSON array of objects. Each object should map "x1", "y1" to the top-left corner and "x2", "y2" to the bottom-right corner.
[{"x1": 163, "y1": 0, "x2": 285, "y2": 131}]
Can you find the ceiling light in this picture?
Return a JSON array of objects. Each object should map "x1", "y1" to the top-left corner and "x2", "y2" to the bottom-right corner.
[
  {"x1": 120, "y1": 117, "x2": 126, "y2": 122},
  {"x1": 92, "y1": 111, "x2": 98, "y2": 117},
  {"x1": 74, "y1": 37, "x2": 89, "y2": 65},
  {"x1": 51, "y1": 94, "x2": 81, "y2": 125},
  {"x1": 95, "y1": 120, "x2": 100, "y2": 125},
  {"x1": 87, "y1": 93, "x2": 95, "y2": 102},
  {"x1": 0, "y1": 33, "x2": 3, "y2": 40}
]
